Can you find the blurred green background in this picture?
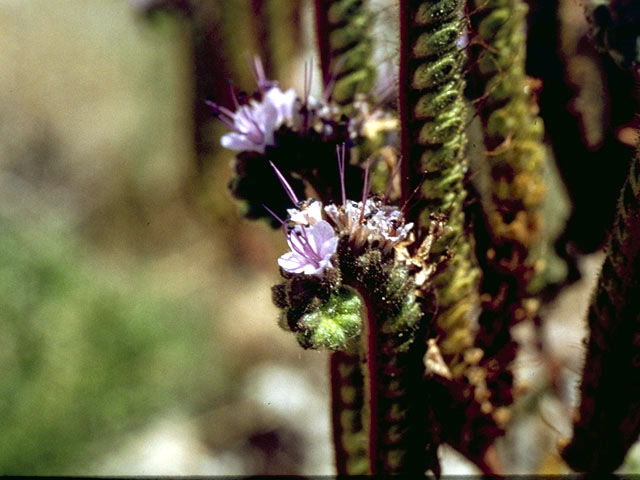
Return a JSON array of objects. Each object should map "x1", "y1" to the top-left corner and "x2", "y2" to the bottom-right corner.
[{"x1": 0, "y1": 0, "x2": 333, "y2": 474}]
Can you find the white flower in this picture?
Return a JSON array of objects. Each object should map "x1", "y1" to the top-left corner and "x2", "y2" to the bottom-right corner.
[
  {"x1": 213, "y1": 87, "x2": 297, "y2": 154},
  {"x1": 288, "y1": 199, "x2": 323, "y2": 226},
  {"x1": 278, "y1": 220, "x2": 338, "y2": 276},
  {"x1": 264, "y1": 87, "x2": 296, "y2": 126},
  {"x1": 324, "y1": 198, "x2": 413, "y2": 251},
  {"x1": 365, "y1": 205, "x2": 414, "y2": 244}
]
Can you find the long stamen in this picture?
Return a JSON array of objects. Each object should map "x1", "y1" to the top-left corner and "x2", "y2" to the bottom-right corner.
[
  {"x1": 255, "y1": 55, "x2": 265, "y2": 82},
  {"x1": 288, "y1": 232, "x2": 316, "y2": 266},
  {"x1": 270, "y1": 161, "x2": 300, "y2": 205},
  {"x1": 250, "y1": 54, "x2": 266, "y2": 89},
  {"x1": 297, "y1": 227, "x2": 322, "y2": 263},
  {"x1": 305, "y1": 59, "x2": 313, "y2": 106},
  {"x1": 241, "y1": 107, "x2": 266, "y2": 143},
  {"x1": 337, "y1": 143, "x2": 347, "y2": 206},
  {"x1": 264, "y1": 204, "x2": 290, "y2": 240},
  {"x1": 302, "y1": 227, "x2": 321, "y2": 261},
  {"x1": 383, "y1": 157, "x2": 402, "y2": 205},
  {"x1": 227, "y1": 83, "x2": 239, "y2": 109},
  {"x1": 304, "y1": 61, "x2": 309, "y2": 107},
  {"x1": 288, "y1": 229, "x2": 310, "y2": 257},
  {"x1": 262, "y1": 204, "x2": 286, "y2": 225},
  {"x1": 323, "y1": 56, "x2": 346, "y2": 102},
  {"x1": 400, "y1": 171, "x2": 428, "y2": 215},
  {"x1": 206, "y1": 101, "x2": 239, "y2": 131},
  {"x1": 360, "y1": 158, "x2": 373, "y2": 224},
  {"x1": 215, "y1": 104, "x2": 238, "y2": 119},
  {"x1": 289, "y1": 228, "x2": 321, "y2": 266},
  {"x1": 308, "y1": 61, "x2": 313, "y2": 102}
]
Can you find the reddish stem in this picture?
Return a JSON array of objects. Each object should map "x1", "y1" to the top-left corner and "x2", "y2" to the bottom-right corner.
[
  {"x1": 313, "y1": 0, "x2": 332, "y2": 87},
  {"x1": 330, "y1": 351, "x2": 352, "y2": 473},
  {"x1": 362, "y1": 294, "x2": 380, "y2": 473},
  {"x1": 398, "y1": 0, "x2": 412, "y2": 212}
]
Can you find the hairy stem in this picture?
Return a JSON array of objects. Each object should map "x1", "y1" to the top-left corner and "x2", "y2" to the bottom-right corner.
[
  {"x1": 314, "y1": 0, "x2": 375, "y2": 109},
  {"x1": 399, "y1": 0, "x2": 480, "y2": 374},
  {"x1": 469, "y1": 0, "x2": 547, "y2": 409},
  {"x1": 343, "y1": 278, "x2": 427, "y2": 474},
  {"x1": 330, "y1": 351, "x2": 367, "y2": 474},
  {"x1": 562, "y1": 140, "x2": 640, "y2": 472},
  {"x1": 313, "y1": 1, "x2": 373, "y2": 473}
]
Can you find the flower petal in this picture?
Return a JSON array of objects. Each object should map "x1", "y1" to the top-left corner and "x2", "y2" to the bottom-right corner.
[
  {"x1": 319, "y1": 235, "x2": 339, "y2": 259},
  {"x1": 221, "y1": 132, "x2": 263, "y2": 153},
  {"x1": 309, "y1": 220, "x2": 337, "y2": 244},
  {"x1": 288, "y1": 200, "x2": 324, "y2": 226},
  {"x1": 278, "y1": 251, "x2": 306, "y2": 273},
  {"x1": 254, "y1": 99, "x2": 279, "y2": 132},
  {"x1": 264, "y1": 87, "x2": 297, "y2": 124}
]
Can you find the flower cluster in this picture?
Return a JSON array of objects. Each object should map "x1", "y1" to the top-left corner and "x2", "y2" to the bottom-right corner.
[
  {"x1": 324, "y1": 197, "x2": 414, "y2": 253},
  {"x1": 267, "y1": 152, "x2": 422, "y2": 353},
  {"x1": 278, "y1": 220, "x2": 338, "y2": 276},
  {"x1": 276, "y1": 195, "x2": 413, "y2": 278},
  {"x1": 271, "y1": 185, "x2": 422, "y2": 354},
  {"x1": 213, "y1": 87, "x2": 297, "y2": 154},
  {"x1": 209, "y1": 59, "x2": 345, "y2": 155},
  {"x1": 208, "y1": 58, "x2": 373, "y2": 226},
  {"x1": 210, "y1": 58, "x2": 390, "y2": 156}
]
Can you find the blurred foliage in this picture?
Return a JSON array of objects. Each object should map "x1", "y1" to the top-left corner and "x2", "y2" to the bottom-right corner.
[
  {"x1": 0, "y1": 0, "x2": 233, "y2": 474},
  {"x1": 0, "y1": 220, "x2": 227, "y2": 474}
]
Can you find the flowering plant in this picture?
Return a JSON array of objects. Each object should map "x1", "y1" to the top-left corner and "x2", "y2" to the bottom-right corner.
[{"x1": 203, "y1": 0, "x2": 640, "y2": 475}]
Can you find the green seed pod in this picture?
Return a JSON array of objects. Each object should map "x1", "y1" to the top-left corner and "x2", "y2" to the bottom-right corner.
[
  {"x1": 478, "y1": 8, "x2": 510, "y2": 40},
  {"x1": 412, "y1": 53, "x2": 462, "y2": 90},
  {"x1": 331, "y1": 68, "x2": 376, "y2": 105},
  {"x1": 419, "y1": 134, "x2": 464, "y2": 171},
  {"x1": 418, "y1": 101, "x2": 465, "y2": 145},
  {"x1": 331, "y1": 349, "x2": 367, "y2": 475},
  {"x1": 414, "y1": 78, "x2": 461, "y2": 119},
  {"x1": 485, "y1": 67, "x2": 524, "y2": 103},
  {"x1": 346, "y1": 454, "x2": 369, "y2": 475},
  {"x1": 315, "y1": 0, "x2": 376, "y2": 112},
  {"x1": 486, "y1": 106, "x2": 517, "y2": 139},
  {"x1": 329, "y1": 14, "x2": 369, "y2": 50},
  {"x1": 421, "y1": 162, "x2": 465, "y2": 197},
  {"x1": 469, "y1": 0, "x2": 548, "y2": 412},
  {"x1": 413, "y1": 20, "x2": 464, "y2": 58},
  {"x1": 336, "y1": 38, "x2": 374, "y2": 72},
  {"x1": 327, "y1": 0, "x2": 362, "y2": 23},
  {"x1": 414, "y1": 0, "x2": 461, "y2": 26},
  {"x1": 288, "y1": 288, "x2": 363, "y2": 351},
  {"x1": 399, "y1": 8, "x2": 483, "y2": 473}
]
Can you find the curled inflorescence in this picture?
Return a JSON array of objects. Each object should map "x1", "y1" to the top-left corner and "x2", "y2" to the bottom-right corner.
[{"x1": 209, "y1": 58, "x2": 392, "y2": 227}]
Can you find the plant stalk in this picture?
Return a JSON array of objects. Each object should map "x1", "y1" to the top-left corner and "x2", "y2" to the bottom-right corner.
[
  {"x1": 468, "y1": 0, "x2": 547, "y2": 410},
  {"x1": 562, "y1": 138, "x2": 640, "y2": 472},
  {"x1": 399, "y1": 0, "x2": 480, "y2": 375}
]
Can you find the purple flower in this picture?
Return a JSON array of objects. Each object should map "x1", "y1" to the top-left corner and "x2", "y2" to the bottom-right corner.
[
  {"x1": 263, "y1": 87, "x2": 297, "y2": 127},
  {"x1": 278, "y1": 220, "x2": 338, "y2": 276},
  {"x1": 210, "y1": 87, "x2": 297, "y2": 154}
]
